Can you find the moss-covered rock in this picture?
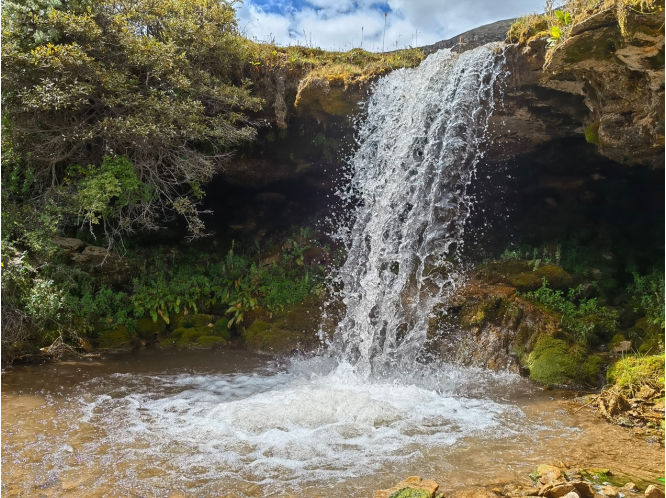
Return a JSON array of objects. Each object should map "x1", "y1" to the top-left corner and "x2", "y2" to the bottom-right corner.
[
  {"x1": 174, "y1": 314, "x2": 215, "y2": 330},
  {"x1": 534, "y1": 266, "x2": 573, "y2": 291},
  {"x1": 211, "y1": 319, "x2": 231, "y2": 341},
  {"x1": 98, "y1": 325, "x2": 132, "y2": 348},
  {"x1": 389, "y1": 489, "x2": 433, "y2": 498},
  {"x1": 241, "y1": 295, "x2": 325, "y2": 354},
  {"x1": 178, "y1": 327, "x2": 207, "y2": 345},
  {"x1": 196, "y1": 336, "x2": 227, "y2": 347},
  {"x1": 527, "y1": 335, "x2": 601, "y2": 386},
  {"x1": 510, "y1": 272, "x2": 543, "y2": 292},
  {"x1": 135, "y1": 316, "x2": 167, "y2": 340}
]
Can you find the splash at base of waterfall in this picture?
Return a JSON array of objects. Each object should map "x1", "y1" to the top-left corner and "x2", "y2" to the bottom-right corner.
[{"x1": 3, "y1": 350, "x2": 663, "y2": 497}]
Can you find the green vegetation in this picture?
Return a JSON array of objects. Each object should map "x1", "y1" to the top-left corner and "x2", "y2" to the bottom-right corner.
[
  {"x1": 606, "y1": 353, "x2": 665, "y2": 391},
  {"x1": 388, "y1": 489, "x2": 433, "y2": 498},
  {"x1": 2, "y1": 0, "x2": 262, "y2": 243},
  {"x1": 522, "y1": 278, "x2": 618, "y2": 345},
  {"x1": 507, "y1": 0, "x2": 662, "y2": 47},
  {"x1": 527, "y1": 335, "x2": 602, "y2": 385},
  {"x1": 2, "y1": 0, "x2": 419, "y2": 363},
  {"x1": 0, "y1": 228, "x2": 328, "y2": 362}
]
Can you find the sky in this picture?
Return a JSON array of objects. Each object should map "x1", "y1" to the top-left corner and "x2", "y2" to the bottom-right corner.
[{"x1": 236, "y1": 0, "x2": 546, "y2": 52}]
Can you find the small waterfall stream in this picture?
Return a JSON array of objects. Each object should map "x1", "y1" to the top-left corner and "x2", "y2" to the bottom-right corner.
[{"x1": 335, "y1": 45, "x2": 505, "y2": 375}]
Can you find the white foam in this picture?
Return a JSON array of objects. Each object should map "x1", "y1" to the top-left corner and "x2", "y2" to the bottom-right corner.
[{"x1": 77, "y1": 361, "x2": 529, "y2": 486}]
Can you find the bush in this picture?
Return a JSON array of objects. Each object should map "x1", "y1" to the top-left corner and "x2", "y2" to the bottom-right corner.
[{"x1": 522, "y1": 278, "x2": 618, "y2": 345}]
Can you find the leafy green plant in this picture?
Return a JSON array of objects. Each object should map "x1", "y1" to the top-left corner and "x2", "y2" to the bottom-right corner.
[
  {"x1": 547, "y1": 11, "x2": 572, "y2": 47},
  {"x1": 522, "y1": 278, "x2": 618, "y2": 345},
  {"x1": 629, "y1": 271, "x2": 665, "y2": 330}
]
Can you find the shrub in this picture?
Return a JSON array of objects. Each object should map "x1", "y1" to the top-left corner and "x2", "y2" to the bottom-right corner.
[{"x1": 522, "y1": 278, "x2": 618, "y2": 345}]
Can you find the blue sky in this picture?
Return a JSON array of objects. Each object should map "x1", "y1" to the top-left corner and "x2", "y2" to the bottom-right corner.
[{"x1": 236, "y1": 0, "x2": 545, "y2": 51}]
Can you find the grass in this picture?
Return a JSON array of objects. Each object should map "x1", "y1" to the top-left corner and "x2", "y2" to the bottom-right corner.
[
  {"x1": 244, "y1": 41, "x2": 424, "y2": 88},
  {"x1": 506, "y1": 0, "x2": 662, "y2": 47},
  {"x1": 606, "y1": 352, "x2": 665, "y2": 392}
]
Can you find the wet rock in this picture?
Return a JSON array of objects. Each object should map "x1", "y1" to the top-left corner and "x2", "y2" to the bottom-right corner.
[
  {"x1": 374, "y1": 476, "x2": 439, "y2": 498},
  {"x1": 453, "y1": 487, "x2": 499, "y2": 498},
  {"x1": 571, "y1": 482, "x2": 596, "y2": 498},
  {"x1": 599, "y1": 486, "x2": 619, "y2": 498},
  {"x1": 645, "y1": 486, "x2": 665, "y2": 498},
  {"x1": 537, "y1": 464, "x2": 565, "y2": 486},
  {"x1": 622, "y1": 483, "x2": 639, "y2": 493}
]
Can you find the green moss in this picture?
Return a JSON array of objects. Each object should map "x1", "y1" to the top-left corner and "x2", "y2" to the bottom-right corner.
[
  {"x1": 98, "y1": 325, "x2": 131, "y2": 348},
  {"x1": 178, "y1": 327, "x2": 207, "y2": 345},
  {"x1": 135, "y1": 316, "x2": 167, "y2": 340},
  {"x1": 170, "y1": 327, "x2": 188, "y2": 339},
  {"x1": 609, "y1": 334, "x2": 627, "y2": 350},
  {"x1": 175, "y1": 314, "x2": 215, "y2": 329},
  {"x1": 510, "y1": 272, "x2": 543, "y2": 292},
  {"x1": 606, "y1": 353, "x2": 665, "y2": 389},
  {"x1": 528, "y1": 335, "x2": 601, "y2": 386},
  {"x1": 213, "y1": 318, "x2": 229, "y2": 332},
  {"x1": 389, "y1": 489, "x2": 432, "y2": 498},
  {"x1": 585, "y1": 121, "x2": 600, "y2": 145},
  {"x1": 196, "y1": 336, "x2": 227, "y2": 347},
  {"x1": 534, "y1": 266, "x2": 572, "y2": 291}
]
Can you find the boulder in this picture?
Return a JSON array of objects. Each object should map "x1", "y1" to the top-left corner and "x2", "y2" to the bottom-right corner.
[
  {"x1": 52, "y1": 237, "x2": 85, "y2": 253},
  {"x1": 547, "y1": 484, "x2": 576, "y2": 498},
  {"x1": 645, "y1": 486, "x2": 665, "y2": 498},
  {"x1": 599, "y1": 486, "x2": 619, "y2": 498}
]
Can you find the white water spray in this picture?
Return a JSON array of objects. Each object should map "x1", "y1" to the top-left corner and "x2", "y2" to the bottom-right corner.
[{"x1": 335, "y1": 45, "x2": 505, "y2": 375}]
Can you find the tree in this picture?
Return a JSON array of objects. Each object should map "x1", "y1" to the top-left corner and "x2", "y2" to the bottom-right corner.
[{"x1": 2, "y1": 0, "x2": 262, "y2": 245}]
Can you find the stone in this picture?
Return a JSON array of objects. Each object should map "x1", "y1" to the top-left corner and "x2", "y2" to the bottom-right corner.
[
  {"x1": 622, "y1": 483, "x2": 639, "y2": 493},
  {"x1": 452, "y1": 487, "x2": 499, "y2": 498},
  {"x1": 645, "y1": 486, "x2": 665, "y2": 498},
  {"x1": 547, "y1": 484, "x2": 576, "y2": 498},
  {"x1": 599, "y1": 486, "x2": 619, "y2": 498},
  {"x1": 562, "y1": 493, "x2": 580, "y2": 498},
  {"x1": 572, "y1": 482, "x2": 596, "y2": 498},
  {"x1": 612, "y1": 341, "x2": 632, "y2": 353},
  {"x1": 374, "y1": 476, "x2": 440, "y2": 498},
  {"x1": 52, "y1": 236, "x2": 85, "y2": 253}
]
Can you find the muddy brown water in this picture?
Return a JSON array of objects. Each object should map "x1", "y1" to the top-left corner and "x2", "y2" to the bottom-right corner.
[{"x1": 1, "y1": 349, "x2": 663, "y2": 497}]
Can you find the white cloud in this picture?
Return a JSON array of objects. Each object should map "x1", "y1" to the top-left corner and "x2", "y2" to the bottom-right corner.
[{"x1": 237, "y1": 0, "x2": 545, "y2": 51}]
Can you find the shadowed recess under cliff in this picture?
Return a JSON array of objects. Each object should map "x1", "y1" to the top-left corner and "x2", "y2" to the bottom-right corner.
[{"x1": 333, "y1": 44, "x2": 506, "y2": 376}]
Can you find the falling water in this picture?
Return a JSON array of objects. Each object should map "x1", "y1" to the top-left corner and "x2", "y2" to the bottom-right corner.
[{"x1": 335, "y1": 44, "x2": 505, "y2": 376}]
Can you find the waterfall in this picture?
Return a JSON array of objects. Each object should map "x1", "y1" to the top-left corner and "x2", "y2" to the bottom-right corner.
[{"x1": 334, "y1": 44, "x2": 505, "y2": 376}]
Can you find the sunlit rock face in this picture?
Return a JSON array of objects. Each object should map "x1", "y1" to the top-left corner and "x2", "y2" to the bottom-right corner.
[{"x1": 493, "y1": 8, "x2": 665, "y2": 168}]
